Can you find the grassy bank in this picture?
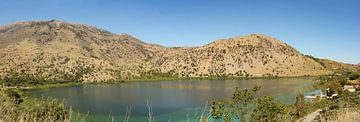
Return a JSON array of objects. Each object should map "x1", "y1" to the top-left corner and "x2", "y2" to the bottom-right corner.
[
  {"x1": 25, "y1": 82, "x2": 82, "y2": 90},
  {"x1": 0, "y1": 82, "x2": 82, "y2": 91},
  {"x1": 1, "y1": 72, "x2": 317, "y2": 88}
]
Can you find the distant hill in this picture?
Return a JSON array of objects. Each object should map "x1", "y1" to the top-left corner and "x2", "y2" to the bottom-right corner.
[
  {"x1": 317, "y1": 59, "x2": 360, "y2": 73},
  {"x1": 0, "y1": 20, "x2": 358, "y2": 82}
]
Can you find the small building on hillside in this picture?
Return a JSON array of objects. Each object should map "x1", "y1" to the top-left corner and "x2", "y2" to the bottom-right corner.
[
  {"x1": 344, "y1": 85, "x2": 356, "y2": 92},
  {"x1": 304, "y1": 88, "x2": 341, "y2": 101}
]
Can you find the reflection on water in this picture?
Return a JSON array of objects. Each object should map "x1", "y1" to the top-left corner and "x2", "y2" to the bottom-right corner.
[{"x1": 29, "y1": 78, "x2": 315, "y2": 121}]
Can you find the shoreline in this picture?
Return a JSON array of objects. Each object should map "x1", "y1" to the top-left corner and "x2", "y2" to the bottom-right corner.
[
  {"x1": 113, "y1": 75, "x2": 318, "y2": 83},
  {"x1": 0, "y1": 76, "x2": 319, "y2": 91}
]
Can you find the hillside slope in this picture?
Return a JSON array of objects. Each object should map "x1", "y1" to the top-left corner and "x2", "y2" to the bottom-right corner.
[
  {"x1": 146, "y1": 34, "x2": 333, "y2": 77},
  {"x1": 0, "y1": 20, "x2": 165, "y2": 82},
  {"x1": 0, "y1": 20, "x2": 357, "y2": 82},
  {"x1": 318, "y1": 59, "x2": 359, "y2": 73}
]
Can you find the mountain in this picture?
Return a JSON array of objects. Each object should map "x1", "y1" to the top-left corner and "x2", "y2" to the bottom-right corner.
[
  {"x1": 0, "y1": 20, "x2": 358, "y2": 82},
  {"x1": 146, "y1": 34, "x2": 330, "y2": 77}
]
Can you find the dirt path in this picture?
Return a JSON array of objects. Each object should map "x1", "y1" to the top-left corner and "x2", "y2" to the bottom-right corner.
[{"x1": 297, "y1": 109, "x2": 322, "y2": 122}]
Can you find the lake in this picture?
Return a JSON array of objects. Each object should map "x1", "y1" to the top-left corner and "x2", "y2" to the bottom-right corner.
[{"x1": 28, "y1": 78, "x2": 316, "y2": 121}]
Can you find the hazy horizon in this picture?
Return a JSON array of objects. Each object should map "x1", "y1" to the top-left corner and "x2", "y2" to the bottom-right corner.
[{"x1": 0, "y1": 0, "x2": 359, "y2": 64}]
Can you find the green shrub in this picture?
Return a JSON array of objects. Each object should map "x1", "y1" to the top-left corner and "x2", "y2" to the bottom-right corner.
[
  {"x1": 21, "y1": 98, "x2": 69, "y2": 121},
  {"x1": 4, "y1": 90, "x2": 23, "y2": 104},
  {"x1": 349, "y1": 74, "x2": 359, "y2": 80},
  {"x1": 293, "y1": 93, "x2": 306, "y2": 118},
  {"x1": 0, "y1": 90, "x2": 69, "y2": 121},
  {"x1": 251, "y1": 96, "x2": 286, "y2": 121},
  {"x1": 211, "y1": 86, "x2": 261, "y2": 122}
]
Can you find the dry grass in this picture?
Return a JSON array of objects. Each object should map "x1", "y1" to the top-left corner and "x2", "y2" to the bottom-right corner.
[{"x1": 330, "y1": 109, "x2": 360, "y2": 122}]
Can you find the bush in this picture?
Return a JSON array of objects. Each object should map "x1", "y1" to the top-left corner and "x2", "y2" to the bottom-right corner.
[
  {"x1": 211, "y1": 86, "x2": 261, "y2": 121},
  {"x1": 2, "y1": 72, "x2": 47, "y2": 87},
  {"x1": 21, "y1": 98, "x2": 69, "y2": 121},
  {"x1": 0, "y1": 90, "x2": 69, "y2": 121},
  {"x1": 251, "y1": 96, "x2": 286, "y2": 121},
  {"x1": 4, "y1": 90, "x2": 23, "y2": 104},
  {"x1": 293, "y1": 93, "x2": 306, "y2": 118},
  {"x1": 349, "y1": 74, "x2": 359, "y2": 80}
]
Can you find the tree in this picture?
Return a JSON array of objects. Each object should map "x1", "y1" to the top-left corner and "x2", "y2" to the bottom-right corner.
[
  {"x1": 294, "y1": 93, "x2": 306, "y2": 118},
  {"x1": 339, "y1": 78, "x2": 347, "y2": 87},
  {"x1": 232, "y1": 85, "x2": 261, "y2": 122},
  {"x1": 4, "y1": 90, "x2": 23, "y2": 104},
  {"x1": 251, "y1": 96, "x2": 286, "y2": 122},
  {"x1": 349, "y1": 74, "x2": 359, "y2": 80},
  {"x1": 211, "y1": 86, "x2": 261, "y2": 122},
  {"x1": 211, "y1": 100, "x2": 233, "y2": 121}
]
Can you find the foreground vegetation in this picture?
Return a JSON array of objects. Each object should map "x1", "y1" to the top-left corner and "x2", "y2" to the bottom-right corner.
[
  {"x1": 0, "y1": 89, "x2": 69, "y2": 121},
  {"x1": 209, "y1": 71, "x2": 360, "y2": 121},
  {"x1": 211, "y1": 85, "x2": 303, "y2": 121},
  {"x1": 1, "y1": 71, "x2": 359, "y2": 121}
]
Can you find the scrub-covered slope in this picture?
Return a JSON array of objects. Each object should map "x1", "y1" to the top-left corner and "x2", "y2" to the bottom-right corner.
[{"x1": 0, "y1": 20, "x2": 357, "y2": 82}]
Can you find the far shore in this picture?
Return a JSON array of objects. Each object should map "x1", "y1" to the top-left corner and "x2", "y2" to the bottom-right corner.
[
  {"x1": 0, "y1": 75, "x2": 320, "y2": 91},
  {"x1": 120, "y1": 75, "x2": 318, "y2": 82}
]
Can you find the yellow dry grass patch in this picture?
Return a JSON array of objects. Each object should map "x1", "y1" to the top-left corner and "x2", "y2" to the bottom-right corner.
[{"x1": 331, "y1": 109, "x2": 360, "y2": 122}]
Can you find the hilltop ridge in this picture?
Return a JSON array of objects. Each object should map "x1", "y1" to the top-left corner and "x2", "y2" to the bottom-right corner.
[{"x1": 0, "y1": 20, "x2": 358, "y2": 82}]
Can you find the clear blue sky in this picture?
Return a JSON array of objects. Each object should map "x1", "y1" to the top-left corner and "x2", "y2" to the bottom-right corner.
[{"x1": 0, "y1": 0, "x2": 359, "y2": 64}]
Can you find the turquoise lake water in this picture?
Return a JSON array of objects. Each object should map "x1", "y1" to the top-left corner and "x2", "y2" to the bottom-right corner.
[{"x1": 28, "y1": 78, "x2": 316, "y2": 121}]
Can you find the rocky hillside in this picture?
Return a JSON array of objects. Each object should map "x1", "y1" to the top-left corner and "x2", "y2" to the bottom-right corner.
[
  {"x1": 317, "y1": 59, "x2": 360, "y2": 73},
  {"x1": 146, "y1": 34, "x2": 334, "y2": 77},
  {"x1": 0, "y1": 20, "x2": 165, "y2": 82},
  {"x1": 0, "y1": 20, "x2": 358, "y2": 82}
]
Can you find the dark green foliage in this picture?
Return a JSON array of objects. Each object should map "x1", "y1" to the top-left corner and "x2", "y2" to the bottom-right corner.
[
  {"x1": 138, "y1": 69, "x2": 176, "y2": 79},
  {"x1": 1, "y1": 65, "x2": 92, "y2": 87},
  {"x1": 210, "y1": 86, "x2": 293, "y2": 121},
  {"x1": 314, "y1": 76, "x2": 344, "y2": 93},
  {"x1": 339, "y1": 78, "x2": 347, "y2": 87},
  {"x1": 232, "y1": 86, "x2": 261, "y2": 122},
  {"x1": 251, "y1": 97, "x2": 286, "y2": 121},
  {"x1": 316, "y1": 72, "x2": 360, "y2": 91},
  {"x1": 0, "y1": 90, "x2": 69, "y2": 121},
  {"x1": 3, "y1": 71, "x2": 47, "y2": 87},
  {"x1": 211, "y1": 86, "x2": 261, "y2": 122},
  {"x1": 4, "y1": 90, "x2": 23, "y2": 104},
  {"x1": 349, "y1": 74, "x2": 359, "y2": 80},
  {"x1": 305, "y1": 55, "x2": 325, "y2": 67},
  {"x1": 293, "y1": 93, "x2": 306, "y2": 118},
  {"x1": 210, "y1": 100, "x2": 233, "y2": 121}
]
